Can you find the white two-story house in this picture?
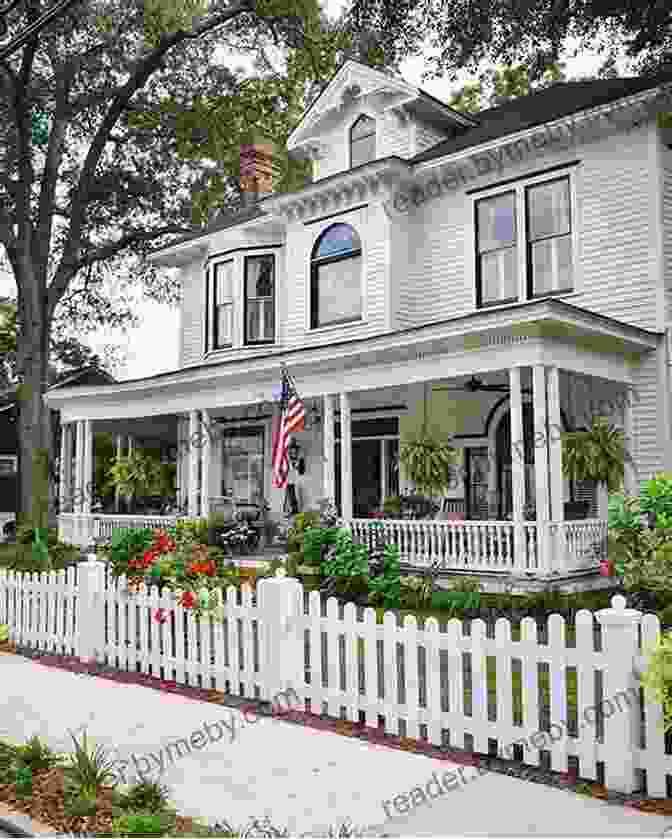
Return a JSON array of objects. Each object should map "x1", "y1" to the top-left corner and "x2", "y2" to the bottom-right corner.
[{"x1": 46, "y1": 60, "x2": 672, "y2": 581}]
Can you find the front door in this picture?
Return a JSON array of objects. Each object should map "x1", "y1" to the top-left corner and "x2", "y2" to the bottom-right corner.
[
  {"x1": 465, "y1": 447, "x2": 490, "y2": 520},
  {"x1": 352, "y1": 439, "x2": 382, "y2": 517}
]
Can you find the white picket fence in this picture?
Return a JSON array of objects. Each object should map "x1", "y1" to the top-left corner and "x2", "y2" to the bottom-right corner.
[{"x1": 1, "y1": 561, "x2": 670, "y2": 797}]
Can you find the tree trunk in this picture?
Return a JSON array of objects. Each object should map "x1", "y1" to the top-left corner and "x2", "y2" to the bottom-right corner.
[{"x1": 15, "y1": 285, "x2": 52, "y2": 532}]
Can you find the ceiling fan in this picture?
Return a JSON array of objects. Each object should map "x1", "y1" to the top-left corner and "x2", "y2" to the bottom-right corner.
[{"x1": 433, "y1": 375, "x2": 531, "y2": 394}]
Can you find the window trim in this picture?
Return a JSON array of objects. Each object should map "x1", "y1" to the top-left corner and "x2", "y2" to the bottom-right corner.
[
  {"x1": 348, "y1": 113, "x2": 377, "y2": 170},
  {"x1": 310, "y1": 223, "x2": 363, "y2": 330},
  {"x1": 472, "y1": 166, "x2": 579, "y2": 309},
  {"x1": 243, "y1": 253, "x2": 276, "y2": 346},
  {"x1": 207, "y1": 259, "x2": 235, "y2": 351}
]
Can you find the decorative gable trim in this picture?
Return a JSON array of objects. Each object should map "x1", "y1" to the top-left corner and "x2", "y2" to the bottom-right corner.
[{"x1": 261, "y1": 157, "x2": 410, "y2": 222}]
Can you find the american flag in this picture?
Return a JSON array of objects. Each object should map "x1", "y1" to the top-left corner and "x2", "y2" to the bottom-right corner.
[{"x1": 271, "y1": 366, "x2": 305, "y2": 489}]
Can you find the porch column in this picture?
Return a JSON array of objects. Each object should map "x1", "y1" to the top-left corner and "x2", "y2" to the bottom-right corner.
[
  {"x1": 323, "y1": 394, "x2": 335, "y2": 503},
  {"x1": 82, "y1": 419, "x2": 93, "y2": 516},
  {"x1": 176, "y1": 419, "x2": 183, "y2": 511},
  {"x1": 74, "y1": 420, "x2": 84, "y2": 514},
  {"x1": 58, "y1": 420, "x2": 68, "y2": 514},
  {"x1": 547, "y1": 366, "x2": 565, "y2": 573},
  {"x1": 533, "y1": 365, "x2": 551, "y2": 575},
  {"x1": 114, "y1": 434, "x2": 123, "y2": 513},
  {"x1": 623, "y1": 386, "x2": 637, "y2": 496},
  {"x1": 188, "y1": 410, "x2": 200, "y2": 517},
  {"x1": 125, "y1": 434, "x2": 134, "y2": 511},
  {"x1": 340, "y1": 392, "x2": 353, "y2": 521},
  {"x1": 201, "y1": 409, "x2": 211, "y2": 518},
  {"x1": 509, "y1": 367, "x2": 526, "y2": 570}
]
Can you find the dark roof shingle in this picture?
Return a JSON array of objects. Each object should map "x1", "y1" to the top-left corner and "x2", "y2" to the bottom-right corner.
[{"x1": 412, "y1": 74, "x2": 672, "y2": 165}]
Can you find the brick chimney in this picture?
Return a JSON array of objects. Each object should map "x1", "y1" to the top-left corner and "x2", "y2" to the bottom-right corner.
[{"x1": 240, "y1": 137, "x2": 276, "y2": 206}]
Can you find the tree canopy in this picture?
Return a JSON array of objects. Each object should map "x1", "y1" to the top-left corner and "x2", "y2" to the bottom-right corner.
[
  {"x1": 0, "y1": 0, "x2": 362, "y2": 523},
  {"x1": 347, "y1": 0, "x2": 672, "y2": 81}
]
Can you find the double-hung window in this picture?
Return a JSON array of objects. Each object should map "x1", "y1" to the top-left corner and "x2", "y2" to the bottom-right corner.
[
  {"x1": 244, "y1": 254, "x2": 275, "y2": 344},
  {"x1": 475, "y1": 173, "x2": 574, "y2": 307},
  {"x1": 210, "y1": 260, "x2": 233, "y2": 349},
  {"x1": 476, "y1": 191, "x2": 517, "y2": 306},
  {"x1": 525, "y1": 177, "x2": 573, "y2": 297}
]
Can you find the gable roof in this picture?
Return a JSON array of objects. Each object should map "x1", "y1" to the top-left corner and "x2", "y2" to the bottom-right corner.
[
  {"x1": 46, "y1": 365, "x2": 117, "y2": 392},
  {"x1": 287, "y1": 59, "x2": 475, "y2": 153},
  {"x1": 412, "y1": 74, "x2": 672, "y2": 165}
]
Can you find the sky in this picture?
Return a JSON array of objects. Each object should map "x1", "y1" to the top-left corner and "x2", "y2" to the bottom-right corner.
[{"x1": 0, "y1": 12, "x2": 634, "y2": 383}]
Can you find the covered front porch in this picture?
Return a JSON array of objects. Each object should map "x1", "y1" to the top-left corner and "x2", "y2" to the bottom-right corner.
[{"x1": 47, "y1": 301, "x2": 656, "y2": 581}]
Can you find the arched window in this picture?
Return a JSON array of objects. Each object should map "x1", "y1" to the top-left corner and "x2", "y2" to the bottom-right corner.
[
  {"x1": 310, "y1": 223, "x2": 362, "y2": 329},
  {"x1": 349, "y1": 114, "x2": 376, "y2": 168}
]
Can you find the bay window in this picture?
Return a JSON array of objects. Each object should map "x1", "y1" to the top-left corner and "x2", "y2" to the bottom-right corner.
[
  {"x1": 208, "y1": 260, "x2": 233, "y2": 349},
  {"x1": 244, "y1": 254, "x2": 275, "y2": 344}
]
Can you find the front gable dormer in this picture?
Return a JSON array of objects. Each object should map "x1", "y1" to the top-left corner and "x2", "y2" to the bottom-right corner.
[{"x1": 287, "y1": 60, "x2": 476, "y2": 181}]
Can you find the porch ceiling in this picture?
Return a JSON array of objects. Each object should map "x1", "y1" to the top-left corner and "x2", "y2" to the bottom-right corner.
[{"x1": 45, "y1": 298, "x2": 659, "y2": 422}]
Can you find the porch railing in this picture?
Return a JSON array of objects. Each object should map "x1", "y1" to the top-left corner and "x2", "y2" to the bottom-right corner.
[
  {"x1": 59, "y1": 513, "x2": 177, "y2": 546},
  {"x1": 351, "y1": 517, "x2": 608, "y2": 576}
]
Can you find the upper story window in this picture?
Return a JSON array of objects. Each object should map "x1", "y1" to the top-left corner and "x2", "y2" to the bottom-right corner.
[
  {"x1": 350, "y1": 115, "x2": 376, "y2": 168},
  {"x1": 475, "y1": 174, "x2": 573, "y2": 307},
  {"x1": 210, "y1": 260, "x2": 234, "y2": 349},
  {"x1": 310, "y1": 223, "x2": 362, "y2": 329},
  {"x1": 244, "y1": 254, "x2": 275, "y2": 344},
  {"x1": 525, "y1": 178, "x2": 572, "y2": 298}
]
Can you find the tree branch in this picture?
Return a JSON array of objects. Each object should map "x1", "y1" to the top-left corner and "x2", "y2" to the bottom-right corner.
[
  {"x1": 48, "y1": 0, "x2": 252, "y2": 319},
  {"x1": 35, "y1": 65, "x2": 69, "y2": 286},
  {"x1": 74, "y1": 224, "x2": 196, "y2": 270}
]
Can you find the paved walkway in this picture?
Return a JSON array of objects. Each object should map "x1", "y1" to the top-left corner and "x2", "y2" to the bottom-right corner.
[{"x1": 1, "y1": 654, "x2": 671, "y2": 836}]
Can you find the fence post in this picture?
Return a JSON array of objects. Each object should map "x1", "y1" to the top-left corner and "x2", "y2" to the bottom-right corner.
[
  {"x1": 76, "y1": 554, "x2": 106, "y2": 664},
  {"x1": 256, "y1": 569, "x2": 304, "y2": 708},
  {"x1": 595, "y1": 594, "x2": 642, "y2": 793}
]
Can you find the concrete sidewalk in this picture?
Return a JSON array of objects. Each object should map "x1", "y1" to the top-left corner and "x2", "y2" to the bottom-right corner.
[{"x1": 1, "y1": 654, "x2": 671, "y2": 836}]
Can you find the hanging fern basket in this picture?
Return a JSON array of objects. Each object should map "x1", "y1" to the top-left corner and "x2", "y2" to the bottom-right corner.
[{"x1": 399, "y1": 384, "x2": 455, "y2": 496}]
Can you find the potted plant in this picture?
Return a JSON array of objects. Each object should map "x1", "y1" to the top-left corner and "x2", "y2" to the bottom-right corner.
[
  {"x1": 400, "y1": 384, "x2": 455, "y2": 500},
  {"x1": 561, "y1": 416, "x2": 631, "y2": 500},
  {"x1": 105, "y1": 451, "x2": 171, "y2": 513}
]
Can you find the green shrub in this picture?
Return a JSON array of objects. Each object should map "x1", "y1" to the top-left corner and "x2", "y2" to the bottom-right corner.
[
  {"x1": 62, "y1": 729, "x2": 118, "y2": 799},
  {"x1": 321, "y1": 528, "x2": 369, "y2": 597},
  {"x1": 110, "y1": 811, "x2": 176, "y2": 837},
  {"x1": 14, "y1": 735, "x2": 63, "y2": 774},
  {"x1": 367, "y1": 543, "x2": 401, "y2": 609},
  {"x1": 13, "y1": 764, "x2": 33, "y2": 798},
  {"x1": 64, "y1": 789, "x2": 99, "y2": 818},
  {"x1": 287, "y1": 511, "x2": 321, "y2": 554},
  {"x1": 112, "y1": 779, "x2": 171, "y2": 813},
  {"x1": 640, "y1": 474, "x2": 672, "y2": 527},
  {"x1": 641, "y1": 630, "x2": 672, "y2": 731},
  {"x1": 302, "y1": 525, "x2": 338, "y2": 567},
  {"x1": 431, "y1": 579, "x2": 482, "y2": 614}
]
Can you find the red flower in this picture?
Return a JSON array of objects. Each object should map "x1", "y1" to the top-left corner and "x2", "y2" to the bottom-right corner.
[
  {"x1": 142, "y1": 550, "x2": 157, "y2": 567},
  {"x1": 153, "y1": 608, "x2": 171, "y2": 623},
  {"x1": 599, "y1": 559, "x2": 614, "y2": 577},
  {"x1": 181, "y1": 591, "x2": 196, "y2": 609}
]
